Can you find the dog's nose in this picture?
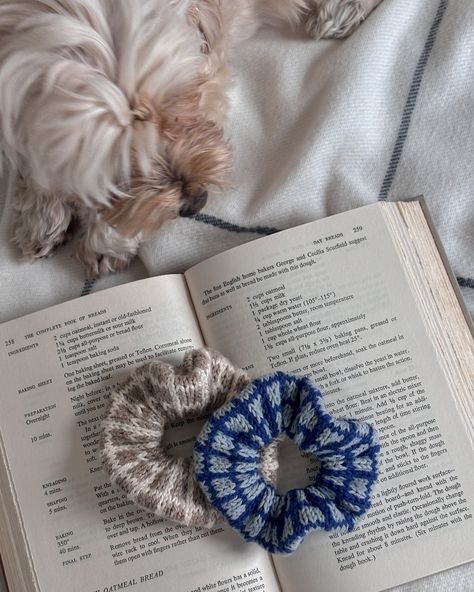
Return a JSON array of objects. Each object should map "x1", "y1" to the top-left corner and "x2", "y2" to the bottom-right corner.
[{"x1": 179, "y1": 190, "x2": 208, "y2": 217}]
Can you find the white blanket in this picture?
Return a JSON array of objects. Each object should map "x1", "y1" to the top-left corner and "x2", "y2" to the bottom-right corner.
[{"x1": 0, "y1": 0, "x2": 473, "y2": 589}]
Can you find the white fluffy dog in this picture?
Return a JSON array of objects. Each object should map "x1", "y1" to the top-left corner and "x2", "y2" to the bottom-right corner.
[{"x1": 0, "y1": 0, "x2": 381, "y2": 277}]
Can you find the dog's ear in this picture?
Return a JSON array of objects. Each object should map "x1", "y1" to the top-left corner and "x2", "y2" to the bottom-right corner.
[{"x1": 188, "y1": 1, "x2": 224, "y2": 55}]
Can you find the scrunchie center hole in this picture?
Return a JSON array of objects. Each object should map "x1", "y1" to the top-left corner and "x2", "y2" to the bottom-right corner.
[
  {"x1": 275, "y1": 437, "x2": 321, "y2": 495},
  {"x1": 162, "y1": 416, "x2": 207, "y2": 459}
]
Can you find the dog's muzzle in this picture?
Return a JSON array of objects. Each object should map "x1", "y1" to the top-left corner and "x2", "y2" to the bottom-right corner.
[{"x1": 179, "y1": 190, "x2": 208, "y2": 218}]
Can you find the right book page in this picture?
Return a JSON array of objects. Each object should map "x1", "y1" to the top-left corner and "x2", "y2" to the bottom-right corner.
[{"x1": 185, "y1": 203, "x2": 474, "y2": 592}]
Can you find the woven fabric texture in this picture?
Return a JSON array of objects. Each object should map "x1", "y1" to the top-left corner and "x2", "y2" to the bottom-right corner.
[
  {"x1": 195, "y1": 372, "x2": 380, "y2": 554},
  {"x1": 101, "y1": 348, "x2": 278, "y2": 527}
]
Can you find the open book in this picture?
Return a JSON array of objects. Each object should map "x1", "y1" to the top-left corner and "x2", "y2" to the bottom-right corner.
[{"x1": 0, "y1": 199, "x2": 473, "y2": 592}]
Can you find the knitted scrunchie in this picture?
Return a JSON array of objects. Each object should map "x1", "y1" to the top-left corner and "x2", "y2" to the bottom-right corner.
[
  {"x1": 100, "y1": 348, "x2": 279, "y2": 527},
  {"x1": 194, "y1": 372, "x2": 380, "y2": 554}
]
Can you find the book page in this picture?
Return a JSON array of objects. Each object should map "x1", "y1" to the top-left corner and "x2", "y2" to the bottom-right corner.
[
  {"x1": 0, "y1": 276, "x2": 280, "y2": 592},
  {"x1": 185, "y1": 204, "x2": 474, "y2": 592}
]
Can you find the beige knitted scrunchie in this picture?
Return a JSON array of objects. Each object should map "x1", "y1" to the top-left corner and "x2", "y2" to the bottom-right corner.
[{"x1": 101, "y1": 348, "x2": 278, "y2": 527}]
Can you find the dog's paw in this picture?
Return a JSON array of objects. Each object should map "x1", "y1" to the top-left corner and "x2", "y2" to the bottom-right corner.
[
  {"x1": 304, "y1": 0, "x2": 373, "y2": 39},
  {"x1": 12, "y1": 178, "x2": 74, "y2": 260},
  {"x1": 80, "y1": 252, "x2": 136, "y2": 280},
  {"x1": 14, "y1": 230, "x2": 69, "y2": 260},
  {"x1": 12, "y1": 213, "x2": 73, "y2": 260},
  {"x1": 76, "y1": 222, "x2": 140, "y2": 279}
]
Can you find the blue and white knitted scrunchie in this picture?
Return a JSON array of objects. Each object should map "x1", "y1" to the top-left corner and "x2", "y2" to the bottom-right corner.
[{"x1": 194, "y1": 372, "x2": 380, "y2": 554}]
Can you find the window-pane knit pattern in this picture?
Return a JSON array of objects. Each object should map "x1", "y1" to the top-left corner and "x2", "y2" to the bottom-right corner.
[{"x1": 194, "y1": 372, "x2": 380, "y2": 554}]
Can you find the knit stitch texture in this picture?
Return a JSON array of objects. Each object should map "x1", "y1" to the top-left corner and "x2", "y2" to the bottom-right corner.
[
  {"x1": 194, "y1": 372, "x2": 380, "y2": 554},
  {"x1": 100, "y1": 348, "x2": 279, "y2": 527}
]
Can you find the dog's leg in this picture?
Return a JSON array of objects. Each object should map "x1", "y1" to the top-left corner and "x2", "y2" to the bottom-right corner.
[
  {"x1": 188, "y1": 1, "x2": 261, "y2": 125},
  {"x1": 76, "y1": 210, "x2": 141, "y2": 279},
  {"x1": 303, "y1": 0, "x2": 382, "y2": 38},
  {"x1": 188, "y1": 1, "x2": 260, "y2": 56},
  {"x1": 12, "y1": 178, "x2": 74, "y2": 259},
  {"x1": 191, "y1": 0, "x2": 288, "y2": 126},
  {"x1": 258, "y1": 0, "x2": 382, "y2": 38}
]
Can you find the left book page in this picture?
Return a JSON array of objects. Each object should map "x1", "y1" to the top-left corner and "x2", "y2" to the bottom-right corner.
[{"x1": 0, "y1": 276, "x2": 280, "y2": 592}]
